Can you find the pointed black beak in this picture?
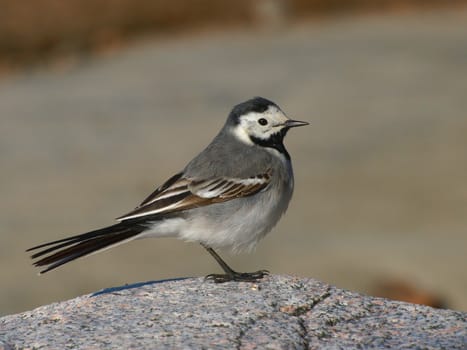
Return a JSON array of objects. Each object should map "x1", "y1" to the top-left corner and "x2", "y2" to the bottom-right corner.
[{"x1": 285, "y1": 119, "x2": 309, "y2": 128}]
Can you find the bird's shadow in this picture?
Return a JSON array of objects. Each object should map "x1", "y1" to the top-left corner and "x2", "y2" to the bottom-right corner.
[{"x1": 91, "y1": 277, "x2": 190, "y2": 297}]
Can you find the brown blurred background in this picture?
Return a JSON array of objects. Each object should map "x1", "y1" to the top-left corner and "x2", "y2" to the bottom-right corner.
[{"x1": 1, "y1": 0, "x2": 467, "y2": 316}]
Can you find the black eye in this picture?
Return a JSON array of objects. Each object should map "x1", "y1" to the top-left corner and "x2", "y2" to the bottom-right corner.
[{"x1": 258, "y1": 118, "x2": 268, "y2": 126}]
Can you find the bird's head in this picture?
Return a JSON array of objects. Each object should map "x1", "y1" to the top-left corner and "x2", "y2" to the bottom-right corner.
[{"x1": 227, "y1": 97, "x2": 308, "y2": 154}]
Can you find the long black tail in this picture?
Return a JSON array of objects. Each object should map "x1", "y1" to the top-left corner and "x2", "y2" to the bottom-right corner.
[{"x1": 27, "y1": 221, "x2": 146, "y2": 274}]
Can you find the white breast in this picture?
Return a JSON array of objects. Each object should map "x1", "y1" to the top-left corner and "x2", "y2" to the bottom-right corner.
[{"x1": 178, "y1": 161, "x2": 294, "y2": 252}]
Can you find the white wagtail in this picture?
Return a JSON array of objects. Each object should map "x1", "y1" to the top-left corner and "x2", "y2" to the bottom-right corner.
[{"x1": 27, "y1": 97, "x2": 308, "y2": 282}]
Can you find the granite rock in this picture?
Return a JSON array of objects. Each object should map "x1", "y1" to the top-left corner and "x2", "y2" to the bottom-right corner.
[{"x1": 1, "y1": 275, "x2": 465, "y2": 349}]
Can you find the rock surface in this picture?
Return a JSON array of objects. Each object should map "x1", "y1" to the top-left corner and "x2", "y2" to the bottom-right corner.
[{"x1": 1, "y1": 275, "x2": 465, "y2": 349}]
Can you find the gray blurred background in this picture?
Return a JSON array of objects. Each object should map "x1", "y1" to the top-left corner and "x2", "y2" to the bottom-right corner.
[{"x1": 1, "y1": 1, "x2": 466, "y2": 315}]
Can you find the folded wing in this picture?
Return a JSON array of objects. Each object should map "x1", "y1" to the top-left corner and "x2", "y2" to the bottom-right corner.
[{"x1": 116, "y1": 170, "x2": 272, "y2": 221}]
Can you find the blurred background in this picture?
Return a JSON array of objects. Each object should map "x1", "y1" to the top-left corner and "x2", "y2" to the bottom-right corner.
[{"x1": 1, "y1": 0, "x2": 467, "y2": 316}]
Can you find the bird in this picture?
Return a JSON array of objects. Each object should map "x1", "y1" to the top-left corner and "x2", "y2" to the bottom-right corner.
[{"x1": 27, "y1": 97, "x2": 308, "y2": 283}]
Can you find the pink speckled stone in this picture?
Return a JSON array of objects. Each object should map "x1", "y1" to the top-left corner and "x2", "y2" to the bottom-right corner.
[{"x1": 1, "y1": 276, "x2": 466, "y2": 349}]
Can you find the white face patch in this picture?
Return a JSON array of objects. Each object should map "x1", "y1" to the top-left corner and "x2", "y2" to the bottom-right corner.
[
  {"x1": 230, "y1": 106, "x2": 289, "y2": 144},
  {"x1": 231, "y1": 123, "x2": 254, "y2": 145}
]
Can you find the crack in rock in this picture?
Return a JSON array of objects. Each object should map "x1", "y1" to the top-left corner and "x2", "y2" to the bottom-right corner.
[
  {"x1": 281, "y1": 289, "x2": 332, "y2": 349},
  {"x1": 234, "y1": 286, "x2": 332, "y2": 349},
  {"x1": 279, "y1": 289, "x2": 332, "y2": 317}
]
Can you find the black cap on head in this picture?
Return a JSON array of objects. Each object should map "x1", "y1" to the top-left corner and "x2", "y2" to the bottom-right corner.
[{"x1": 228, "y1": 97, "x2": 279, "y2": 125}]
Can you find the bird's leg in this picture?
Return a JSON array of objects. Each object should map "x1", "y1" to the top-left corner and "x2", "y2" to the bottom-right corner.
[{"x1": 201, "y1": 243, "x2": 269, "y2": 283}]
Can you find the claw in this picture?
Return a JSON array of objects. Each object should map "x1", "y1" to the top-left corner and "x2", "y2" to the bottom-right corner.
[{"x1": 205, "y1": 270, "x2": 269, "y2": 283}]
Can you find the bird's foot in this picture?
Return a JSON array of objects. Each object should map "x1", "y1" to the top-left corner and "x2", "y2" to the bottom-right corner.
[{"x1": 205, "y1": 269, "x2": 269, "y2": 283}]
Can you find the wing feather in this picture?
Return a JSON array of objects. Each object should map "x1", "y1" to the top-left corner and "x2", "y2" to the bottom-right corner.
[{"x1": 116, "y1": 170, "x2": 272, "y2": 221}]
